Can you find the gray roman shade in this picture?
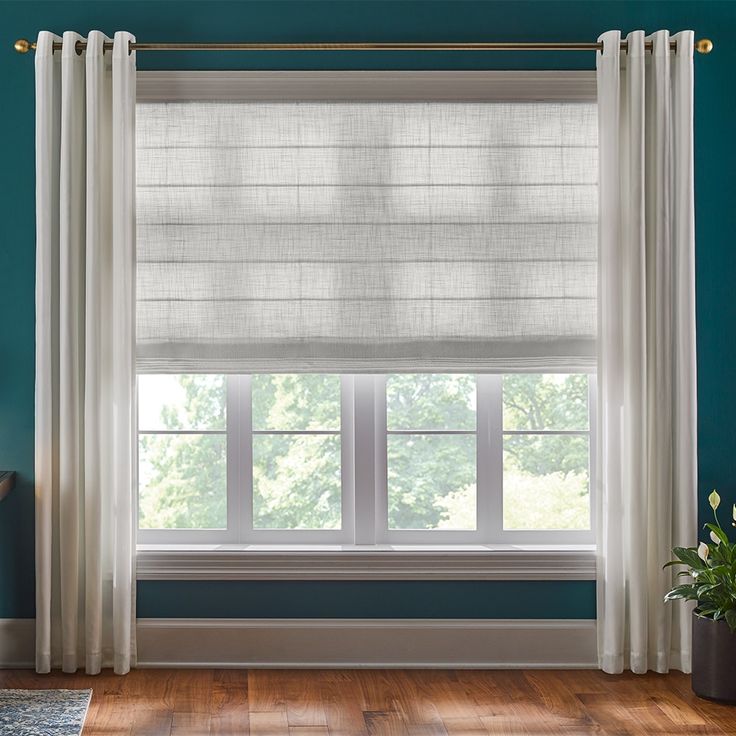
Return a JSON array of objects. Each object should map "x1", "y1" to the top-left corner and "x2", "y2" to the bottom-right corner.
[{"x1": 135, "y1": 78, "x2": 598, "y2": 372}]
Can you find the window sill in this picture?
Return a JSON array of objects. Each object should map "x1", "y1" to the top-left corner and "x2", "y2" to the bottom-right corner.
[{"x1": 136, "y1": 544, "x2": 596, "y2": 581}]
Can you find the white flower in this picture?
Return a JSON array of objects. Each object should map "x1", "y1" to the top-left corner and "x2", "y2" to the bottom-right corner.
[
  {"x1": 698, "y1": 542, "x2": 710, "y2": 562},
  {"x1": 710, "y1": 530, "x2": 721, "y2": 545},
  {"x1": 708, "y1": 490, "x2": 721, "y2": 511}
]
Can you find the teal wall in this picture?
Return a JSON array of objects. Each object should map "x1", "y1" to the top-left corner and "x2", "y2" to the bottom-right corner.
[
  {"x1": 138, "y1": 580, "x2": 595, "y2": 618},
  {"x1": 1, "y1": 0, "x2": 734, "y2": 620}
]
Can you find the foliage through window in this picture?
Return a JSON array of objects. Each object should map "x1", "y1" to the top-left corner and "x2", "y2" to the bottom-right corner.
[
  {"x1": 137, "y1": 373, "x2": 594, "y2": 544},
  {"x1": 502, "y1": 375, "x2": 591, "y2": 531}
]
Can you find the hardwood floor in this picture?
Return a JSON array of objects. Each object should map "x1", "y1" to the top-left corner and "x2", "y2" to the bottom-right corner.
[{"x1": 1, "y1": 668, "x2": 735, "y2": 735}]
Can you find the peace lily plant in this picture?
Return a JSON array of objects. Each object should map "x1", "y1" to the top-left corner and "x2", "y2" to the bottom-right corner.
[{"x1": 665, "y1": 490, "x2": 736, "y2": 632}]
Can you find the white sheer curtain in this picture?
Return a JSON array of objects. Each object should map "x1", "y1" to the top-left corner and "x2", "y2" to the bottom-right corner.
[
  {"x1": 596, "y1": 29, "x2": 697, "y2": 674},
  {"x1": 35, "y1": 30, "x2": 136, "y2": 674}
]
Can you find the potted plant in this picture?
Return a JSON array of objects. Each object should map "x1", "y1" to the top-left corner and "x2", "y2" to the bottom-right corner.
[{"x1": 665, "y1": 490, "x2": 736, "y2": 703}]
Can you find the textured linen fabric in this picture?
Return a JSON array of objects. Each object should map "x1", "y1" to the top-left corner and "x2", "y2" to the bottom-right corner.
[
  {"x1": 596, "y1": 30, "x2": 697, "y2": 675},
  {"x1": 136, "y1": 100, "x2": 598, "y2": 372},
  {"x1": 34, "y1": 30, "x2": 137, "y2": 675}
]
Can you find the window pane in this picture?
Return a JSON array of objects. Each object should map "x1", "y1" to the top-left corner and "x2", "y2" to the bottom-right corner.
[
  {"x1": 138, "y1": 374, "x2": 226, "y2": 431},
  {"x1": 388, "y1": 434, "x2": 476, "y2": 530},
  {"x1": 387, "y1": 374, "x2": 476, "y2": 430},
  {"x1": 253, "y1": 434, "x2": 341, "y2": 529},
  {"x1": 138, "y1": 433, "x2": 227, "y2": 529},
  {"x1": 252, "y1": 374, "x2": 341, "y2": 431},
  {"x1": 503, "y1": 434, "x2": 590, "y2": 530},
  {"x1": 503, "y1": 374, "x2": 589, "y2": 431}
]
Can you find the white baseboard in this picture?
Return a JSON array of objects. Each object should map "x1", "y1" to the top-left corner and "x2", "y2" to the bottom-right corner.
[
  {"x1": 136, "y1": 618, "x2": 597, "y2": 668},
  {"x1": 0, "y1": 619, "x2": 35, "y2": 668},
  {"x1": 1, "y1": 617, "x2": 597, "y2": 669}
]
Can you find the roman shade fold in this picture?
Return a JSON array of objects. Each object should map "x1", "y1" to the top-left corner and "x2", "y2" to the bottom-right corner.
[{"x1": 135, "y1": 98, "x2": 598, "y2": 373}]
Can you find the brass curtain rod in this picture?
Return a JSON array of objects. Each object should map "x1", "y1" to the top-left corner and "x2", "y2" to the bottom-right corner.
[{"x1": 14, "y1": 38, "x2": 715, "y2": 54}]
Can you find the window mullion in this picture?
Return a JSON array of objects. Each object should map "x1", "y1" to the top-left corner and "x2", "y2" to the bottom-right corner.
[
  {"x1": 475, "y1": 375, "x2": 490, "y2": 542},
  {"x1": 225, "y1": 375, "x2": 241, "y2": 543},
  {"x1": 340, "y1": 375, "x2": 356, "y2": 543},
  {"x1": 353, "y1": 374, "x2": 380, "y2": 544},
  {"x1": 481, "y1": 374, "x2": 504, "y2": 543},
  {"x1": 238, "y1": 374, "x2": 254, "y2": 542}
]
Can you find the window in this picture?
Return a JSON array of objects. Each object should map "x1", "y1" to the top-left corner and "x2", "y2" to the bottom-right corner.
[
  {"x1": 502, "y1": 374, "x2": 593, "y2": 534},
  {"x1": 137, "y1": 372, "x2": 595, "y2": 545},
  {"x1": 138, "y1": 374, "x2": 227, "y2": 534},
  {"x1": 385, "y1": 375, "x2": 477, "y2": 534},
  {"x1": 135, "y1": 70, "x2": 598, "y2": 550}
]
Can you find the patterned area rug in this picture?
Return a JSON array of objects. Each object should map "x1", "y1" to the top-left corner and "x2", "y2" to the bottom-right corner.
[{"x1": 0, "y1": 689, "x2": 92, "y2": 736}]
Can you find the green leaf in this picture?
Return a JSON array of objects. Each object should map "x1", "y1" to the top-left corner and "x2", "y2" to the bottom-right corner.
[
  {"x1": 671, "y1": 547, "x2": 706, "y2": 570},
  {"x1": 697, "y1": 583, "x2": 721, "y2": 597},
  {"x1": 697, "y1": 608, "x2": 718, "y2": 618},
  {"x1": 704, "y1": 523, "x2": 729, "y2": 546},
  {"x1": 664, "y1": 584, "x2": 699, "y2": 601}
]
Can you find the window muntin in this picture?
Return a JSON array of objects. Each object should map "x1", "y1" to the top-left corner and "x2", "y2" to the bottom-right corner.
[{"x1": 137, "y1": 372, "x2": 594, "y2": 545}]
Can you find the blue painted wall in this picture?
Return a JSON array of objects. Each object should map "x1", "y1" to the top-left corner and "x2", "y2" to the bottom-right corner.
[{"x1": 1, "y1": 0, "x2": 734, "y2": 620}]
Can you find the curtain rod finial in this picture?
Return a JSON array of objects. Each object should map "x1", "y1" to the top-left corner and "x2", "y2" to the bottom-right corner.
[
  {"x1": 696, "y1": 38, "x2": 713, "y2": 54},
  {"x1": 14, "y1": 38, "x2": 34, "y2": 54}
]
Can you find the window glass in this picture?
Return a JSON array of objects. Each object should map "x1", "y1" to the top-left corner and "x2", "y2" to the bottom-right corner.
[
  {"x1": 252, "y1": 374, "x2": 341, "y2": 431},
  {"x1": 502, "y1": 374, "x2": 588, "y2": 431},
  {"x1": 138, "y1": 374, "x2": 227, "y2": 530},
  {"x1": 502, "y1": 374, "x2": 591, "y2": 531},
  {"x1": 138, "y1": 374, "x2": 226, "y2": 431},
  {"x1": 386, "y1": 374, "x2": 477, "y2": 530},
  {"x1": 139, "y1": 433, "x2": 227, "y2": 529},
  {"x1": 253, "y1": 434, "x2": 341, "y2": 529},
  {"x1": 387, "y1": 374, "x2": 476, "y2": 431},
  {"x1": 388, "y1": 434, "x2": 476, "y2": 530},
  {"x1": 251, "y1": 374, "x2": 342, "y2": 530}
]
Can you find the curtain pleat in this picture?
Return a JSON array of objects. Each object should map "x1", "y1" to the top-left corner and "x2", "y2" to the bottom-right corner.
[
  {"x1": 35, "y1": 29, "x2": 137, "y2": 675},
  {"x1": 596, "y1": 29, "x2": 697, "y2": 674}
]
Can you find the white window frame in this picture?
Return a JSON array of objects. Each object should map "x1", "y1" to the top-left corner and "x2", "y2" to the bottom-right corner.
[
  {"x1": 135, "y1": 69, "x2": 598, "y2": 577},
  {"x1": 138, "y1": 375, "x2": 355, "y2": 545},
  {"x1": 365, "y1": 373, "x2": 595, "y2": 546},
  {"x1": 138, "y1": 371, "x2": 596, "y2": 546}
]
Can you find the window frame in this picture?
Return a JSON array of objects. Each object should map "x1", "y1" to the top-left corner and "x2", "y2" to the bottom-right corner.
[
  {"x1": 135, "y1": 69, "x2": 598, "y2": 558},
  {"x1": 137, "y1": 371, "x2": 596, "y2": 546},
  {"x1": 138, "y1": 375, "x2": 356, "y2": 546},
  {"x1": 372, "y1": 373, "x2": 595, "y2": 546}
]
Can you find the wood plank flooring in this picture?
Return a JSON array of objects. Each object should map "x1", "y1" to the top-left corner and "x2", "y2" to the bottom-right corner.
[{"x1": 1, "y1": 668, "x2": 735, "y2": 735}]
